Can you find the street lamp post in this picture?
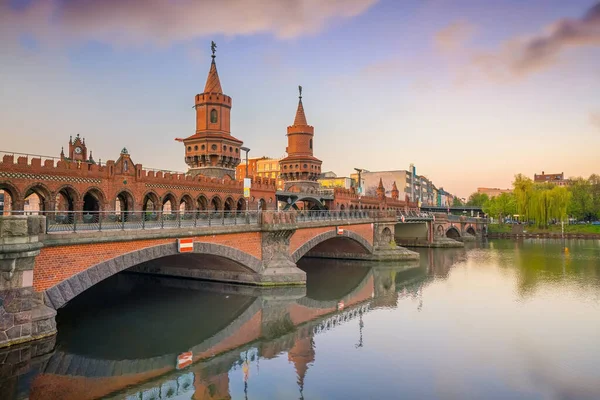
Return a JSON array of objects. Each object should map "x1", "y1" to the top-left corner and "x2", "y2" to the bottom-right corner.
[
  {"x1": 241, "y1": 147, "x2": 250, "y2": 214},
  {"x1": 354, "y1": 168, "x2": 363, "y2": 212}
]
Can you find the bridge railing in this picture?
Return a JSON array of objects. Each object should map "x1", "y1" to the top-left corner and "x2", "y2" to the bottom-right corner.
[
  {"x1": 396, "y1": 210, "x2": 433, "y2": 219},
  {"x1": 5, "y1": 209, "x2": 379, "y2": 233},
  {"x1": 38, "y1": 210, "x2": 262, "y2": 233}
]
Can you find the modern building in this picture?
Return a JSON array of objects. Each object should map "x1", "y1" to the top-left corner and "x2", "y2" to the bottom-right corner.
[
  {"x1": 477, "y1": 187, "x2": 512, "y2": 198},
  {"x1": 235, "y1": 156, "x2": 264, "y2": 179},
  {"x1": 348, "y1": 170, "x2": 443, "y2": 205},
  {"x1": 318, "y1": 172, "x2": 354, "y2": 189},
  {"x1": 534, "y1": 171, "x2": 571, "y2": 186},
  {"x1": 279, "y1": 88, "x2": 323, "y2": 192}
]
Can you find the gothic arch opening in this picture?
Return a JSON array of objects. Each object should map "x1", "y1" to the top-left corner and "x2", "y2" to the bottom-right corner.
[
  {"x1": 142, "y1": 191, "x2": 160, "y2": 213},
  {"x1": 179, "y1": 194, "x2": 194, "y2": 214},
  {"x1": 224, "y1": 197, "x2": 235, "y2": 212},
  {"x1": 23, "y1": 184, "x2": 51, "y2": 214},
  {"x1": 258, "y1": 198, "x2": 266, "y2": 211},
  {"x1": 82, "y1": 188, "x2": 105, "y2": 222},
  {"x1": 210, "y1": 196, "x2": 222, "y2": 212},
  {"x1": 115, "y1": 191, "x2": 135, "y2": 220},
  {"x1": 466, "y1": 227, "x2": 476, "y2": 236},
  {"x1": 236, "y1": 198, "x2": 246, "y2": 212},
  {"x1": 56, "y1": 186, "x2": 78, "y2": 215},
  {"x1": 0, "y1": 183, "x2": 20, "y2": 214},
  {"x1": 446, "y1": 226, "x2": 461, "y2": 239},
  {"x1": 380, "y1": 227, "x2": 393, "y2": 245},
  {"x1": 161, "y1": 193, "x2": 177, "y2": 214},
  {"x1": 197, "y1": 195, "x2": 209, "y2": 212}
]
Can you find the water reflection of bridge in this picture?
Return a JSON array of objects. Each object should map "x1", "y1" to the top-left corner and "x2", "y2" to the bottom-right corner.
[{"x1": 0, "y1": 254, "x2": 471, "y2": 400}]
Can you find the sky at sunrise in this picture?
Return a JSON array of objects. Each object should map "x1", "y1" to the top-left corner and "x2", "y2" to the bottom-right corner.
[{"x1": 1, "y1": 0, "x2": 599, "y2": 197}]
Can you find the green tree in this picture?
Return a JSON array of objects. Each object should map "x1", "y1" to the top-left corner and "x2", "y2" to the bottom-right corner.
[
  {"x1": 512, "y1": 174, "x2": 533, "y2": 222},
  {"x1": 568, "y1": 177, "x2": 593, "y2": 221},
  {"x1": 452, "y1": 197, "x2": 463, "y2": 206},
  {"x1": 484, "y1": 192, "x2": 517, "y2": 223},
  {"x1": 589, "y1": 174, "x2": 600, "y2": 220},
  {"x1": 467, "y1": 192, "x2": 489, "y2": 207}
]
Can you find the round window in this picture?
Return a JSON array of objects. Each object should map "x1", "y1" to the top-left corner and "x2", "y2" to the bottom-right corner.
[
  {"x1": 303, "y1": 164, "x2": 308, "y2": 168},
  {"x1": 187, "y1": 146, "x2": 191, "y2": 152},
  {"x1": 211, "y1": 144, "x2": 217, "y2": 151},
  {"x1": 194, "y1": 145, "x2": 198, "y2": 151}
]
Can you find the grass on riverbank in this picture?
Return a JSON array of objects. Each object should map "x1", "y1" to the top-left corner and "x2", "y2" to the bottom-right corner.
[{"x1": 488, "y1": 224, "x2": 600, "y2": 234}]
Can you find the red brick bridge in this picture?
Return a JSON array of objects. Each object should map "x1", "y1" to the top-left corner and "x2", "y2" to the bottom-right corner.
[{"x1": 0, "y1": 211, "x2": 418, "y2": 347}]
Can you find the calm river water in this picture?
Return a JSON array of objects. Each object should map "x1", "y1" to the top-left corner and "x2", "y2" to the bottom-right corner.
[{"x1": 2, "y1": 239, "x2": 600, "y2": 400}]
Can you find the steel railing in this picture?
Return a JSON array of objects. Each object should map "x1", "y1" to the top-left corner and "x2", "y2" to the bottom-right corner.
[{"x1": 4, "y1": 209, "x2": 378, "y2": 233}]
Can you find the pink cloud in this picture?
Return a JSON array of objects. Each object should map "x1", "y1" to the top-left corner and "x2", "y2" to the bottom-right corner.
[
  {"x1": 471, "y1": 2, "x2": 600, "y2": 80},
  {"x1": 0, "y1": 0, "x2": 378, "y2": 48},
  {"x1": 590, "y1": 111, "x2": 600, "y2": 131},
  {"x1": 434, "y1": 20, "x2": 476, "y2": 52}
]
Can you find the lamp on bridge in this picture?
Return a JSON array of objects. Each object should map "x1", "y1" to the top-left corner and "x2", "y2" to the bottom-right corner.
[
  {"x1": 241, "y1": 147, "x2": 250, "y2": 178},
  {"x1": 241, "y1": 146, "x2": 250, "y2": 213},
  {"x1": 354, "y1": 168, "x2": 364, "y2": 210}
]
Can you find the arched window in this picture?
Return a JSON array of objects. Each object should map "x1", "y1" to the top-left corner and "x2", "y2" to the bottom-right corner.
[
  {"x1": 210, "y1": 109, "x2": 218, "y2": 123},
  {"x1": 124, "y1": 160, "x2": 128, "y2": 172},
  {"x1": 309, "y1": 139, "x2": 313, "y2": 149}
]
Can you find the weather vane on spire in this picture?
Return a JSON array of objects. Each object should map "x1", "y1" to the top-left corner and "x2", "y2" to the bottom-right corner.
[
  {"x1": 298, "y1": 85, "x2": 302, "y2": 99},
  {"x1": 211, "y1": 41, "x2": 217, "y2": 58}
]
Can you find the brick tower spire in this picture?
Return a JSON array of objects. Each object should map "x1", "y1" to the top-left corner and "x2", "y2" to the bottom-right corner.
[
  {"x1": 391, "y1": 181, "x2": 399, "y2": 200},
  {"x1": 179, "y1": 41, "x2": 242, "y2": 179},
  {"x1": 279, "y1": 86, "x2": 323, "y2": 192},
  {"x1": 377, "y1": 178, "x2": 386, "y2": 201}
]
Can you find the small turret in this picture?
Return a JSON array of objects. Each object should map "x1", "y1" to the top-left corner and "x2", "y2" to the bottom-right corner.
[
  {"x1": 391, "y1": 181, "x2": 399, "y2": 200},
  {"x1": 377, "y1": 178, "x2": 385, "y2": 201}
]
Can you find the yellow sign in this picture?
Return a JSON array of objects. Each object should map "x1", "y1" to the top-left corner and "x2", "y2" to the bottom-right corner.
[{"x1": 244, "y1": 187, "x2": 250, "y2": 198}]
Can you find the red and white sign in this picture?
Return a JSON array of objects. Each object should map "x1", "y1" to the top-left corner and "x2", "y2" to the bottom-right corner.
[
  {"x1": 337, "y1": 227, "x2": 344, "y2": 235},
  {"x1": 177, "y1": 351, "x2": 193, "y2": 369},
  {"x1": 337, "y1": 301, "x2": 345, "y2": 310},
  {"x1": 177, "y1": 238, "x2": 194, "y2": 253}
]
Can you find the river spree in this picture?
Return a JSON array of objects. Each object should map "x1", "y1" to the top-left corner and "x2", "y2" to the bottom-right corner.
[{"x1": 2, "y1": 239, "x2": 600, "y2": 399}]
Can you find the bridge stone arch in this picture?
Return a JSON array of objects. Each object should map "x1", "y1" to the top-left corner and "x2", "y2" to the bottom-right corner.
[
  {"x1": 466, "y1": 225, "x2": 476, "y2": 236},
  {"x1": 291, "y1": 229, "x2": 373, "y2": 263},
  {"x1": 44, "y1": 242, "x2": 263, "y2": 310},
  {"x1": 296, "y1": 268, "x2": 373, "y2": 309},
  {"x1": 446, "y1": 226, "x2": 461, "y2": 239},
  {"x1": 43, "y1": 295, "x2": 264, "y2": 378}
]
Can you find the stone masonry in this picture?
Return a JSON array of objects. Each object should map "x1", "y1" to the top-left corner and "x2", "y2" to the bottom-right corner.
[{"x1": 0, "y1": 216, "x2": 56, "y2": 348}]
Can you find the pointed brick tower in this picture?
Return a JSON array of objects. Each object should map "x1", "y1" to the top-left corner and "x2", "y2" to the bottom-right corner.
[
  {"x1": 279, "y1": 86, "x2": 322, "y2": 192},
  {"x1": 377, "y1": 178, "x2": 386, "y2": 201},
  {"x1": 391, "y1": 181, "x2": 399, "y2": 200},
  {"x1": 288, "y1": 336, "x2": 315, "y2": 399},
  {"x1": 180, "y1": 41, "x2": 242, "y2": 179}
]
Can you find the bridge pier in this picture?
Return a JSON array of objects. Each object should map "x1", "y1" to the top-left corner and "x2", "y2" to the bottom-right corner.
[
  {"x1": 0, "y1": 216, "x2": 56, "y2": 348},
  {"x1": 370, "y1": 219, "x2": 420, "y2": 261}
]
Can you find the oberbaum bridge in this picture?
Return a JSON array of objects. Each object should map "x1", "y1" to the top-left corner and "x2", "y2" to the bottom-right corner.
[{"x1": 0, "y1": 45, "x2": 487, "y2": 348}]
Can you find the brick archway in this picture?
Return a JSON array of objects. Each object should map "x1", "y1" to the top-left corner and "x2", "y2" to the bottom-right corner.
[
  {"x1": 446, "y1": 226, "x2": 461, "y2": 239},
  {"x1": 291, "y1": 230, "x2": 373, "y2": 263},
  {"x1": 44, "y1": 242, "x2": 263, "y2": 310}
]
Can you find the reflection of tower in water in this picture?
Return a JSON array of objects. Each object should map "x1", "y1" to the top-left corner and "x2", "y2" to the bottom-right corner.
[
  {"x1": 355, "y1": 310, "x2": 364, "y2": 348},
  {"x1": 288, "y1": 336, "x2": 316, "y2": 400}
]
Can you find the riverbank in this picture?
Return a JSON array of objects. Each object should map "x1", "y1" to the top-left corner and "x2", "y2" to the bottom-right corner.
[{"x1": 487, "y1": 224, "x2": 600, "y2": 239}]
